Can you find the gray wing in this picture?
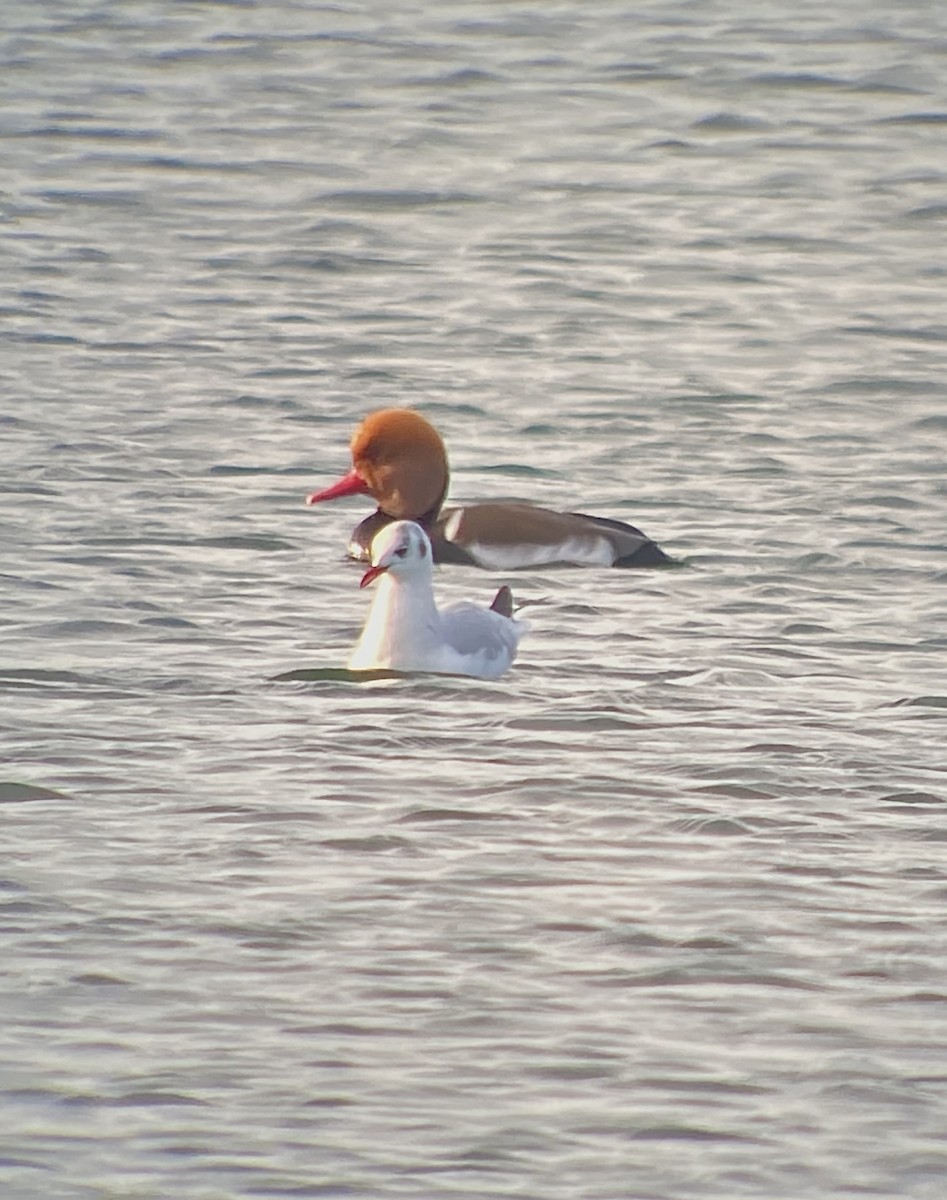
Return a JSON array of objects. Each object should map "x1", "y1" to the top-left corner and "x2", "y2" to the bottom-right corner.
[{"x1": 439, "y1": 602, "x2": 522, "y2": 661}]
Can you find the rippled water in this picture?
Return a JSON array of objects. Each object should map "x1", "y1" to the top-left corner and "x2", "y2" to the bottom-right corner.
[{"x1": 3, "y1": 1, "x2": 947, "y2": 1197}]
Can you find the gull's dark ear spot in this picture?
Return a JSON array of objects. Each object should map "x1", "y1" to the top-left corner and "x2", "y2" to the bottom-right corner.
[{"x1": 418, "y1": 538, "x2": 427, "y2": 559}]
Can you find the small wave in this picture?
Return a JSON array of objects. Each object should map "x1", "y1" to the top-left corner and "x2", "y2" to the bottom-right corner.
[
  {"x1": 320, "y1": 188, "x2": 482, "y2": 210},
  {"x1": 751, "y1": 71, "x2": 849, "y2": 89},
  {"x1": 691, "y1": 112, "x2": 770, "y2": 133},
  {"x1": 877, "y1": 111, "x2": 947, "y2": 125},
  {"x1": 0, "y1": 781, "x2": 69, "y2": 803}
]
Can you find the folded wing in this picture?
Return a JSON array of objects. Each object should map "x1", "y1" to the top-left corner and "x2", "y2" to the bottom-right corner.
[{"x1": 439, "y1": 602, "x2": 523, "y2": 666}]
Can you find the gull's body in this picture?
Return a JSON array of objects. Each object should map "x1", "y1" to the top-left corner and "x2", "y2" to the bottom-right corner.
[{"x1": 350, "y1": 521, "x2": 525, "y2": 679}]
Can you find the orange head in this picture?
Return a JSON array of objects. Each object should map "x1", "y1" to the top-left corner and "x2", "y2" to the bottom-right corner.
[{"x1": 307, "y1": 408, "x2": 449, "y2": 521}]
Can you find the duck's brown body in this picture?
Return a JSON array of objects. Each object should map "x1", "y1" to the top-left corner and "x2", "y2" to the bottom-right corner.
[{"x1": 307, "y1": 409, "x2": 671, "y2": 569}]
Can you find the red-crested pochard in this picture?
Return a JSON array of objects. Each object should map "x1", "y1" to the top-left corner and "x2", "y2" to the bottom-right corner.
[{"x1": 306, "y1": 409, "x2": 671, "y2": 569}]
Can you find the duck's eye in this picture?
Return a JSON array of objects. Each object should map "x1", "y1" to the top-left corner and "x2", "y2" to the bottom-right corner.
[{"x1": 394, "y1": 546, "x2": 409, "y2": 558}]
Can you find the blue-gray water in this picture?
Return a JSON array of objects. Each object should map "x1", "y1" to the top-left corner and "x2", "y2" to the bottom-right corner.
[{"x1": 2, "y1": 1, "x2": 946, "y2": 1197}]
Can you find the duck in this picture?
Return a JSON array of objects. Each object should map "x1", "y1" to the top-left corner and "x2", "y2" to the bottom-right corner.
[
  {"x1": 349, "y1": 520, "x2": 525, "y2": 678},
  {"x1": 306, "y1": 408, "x2": 671, "y2": 569}
]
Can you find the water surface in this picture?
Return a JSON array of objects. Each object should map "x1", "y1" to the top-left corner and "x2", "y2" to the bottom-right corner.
[{"x1": 2, "y1": 1, "x2": 946, "y2": 1197}]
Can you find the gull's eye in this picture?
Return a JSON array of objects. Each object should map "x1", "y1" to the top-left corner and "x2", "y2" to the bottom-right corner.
[{"x1": 394, "y1": 546, "x2": 409, "y2": 558}]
